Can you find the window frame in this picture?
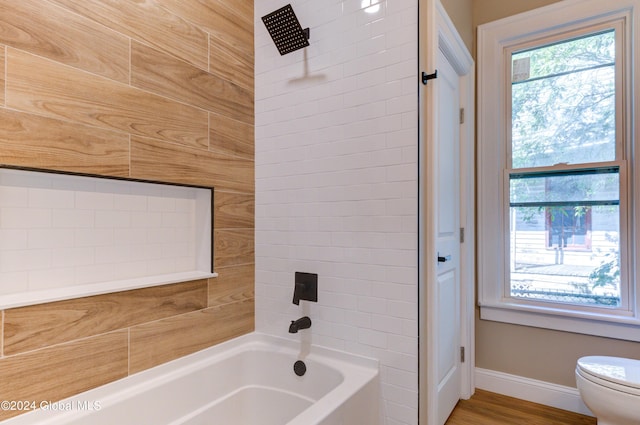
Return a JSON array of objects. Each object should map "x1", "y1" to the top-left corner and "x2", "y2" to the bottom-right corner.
[{"x1": 477, "y1": 0, "x2": 640, "y2": 341}]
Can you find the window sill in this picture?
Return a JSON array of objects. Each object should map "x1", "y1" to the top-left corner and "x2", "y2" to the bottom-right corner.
[
  {"x1": 0, "y1": 271, "x2": 218, "y2": 309},
  {"x1": 480, "y1": 303, "x2": 640, "y2": 342}
]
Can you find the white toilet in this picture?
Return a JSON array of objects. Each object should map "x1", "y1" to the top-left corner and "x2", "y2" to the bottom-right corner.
[{"x1": 576, "y1": 356, "x2": 640, "y2": 425}]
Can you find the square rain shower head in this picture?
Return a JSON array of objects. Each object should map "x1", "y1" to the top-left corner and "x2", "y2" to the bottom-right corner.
[{"x1": 261, "y1": 4, "x2": 309, "y2": 56}]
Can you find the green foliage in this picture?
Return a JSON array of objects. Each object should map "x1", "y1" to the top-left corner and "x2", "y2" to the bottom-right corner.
[
  {"x1": 589, "y1": 232, "x2": 620, "y2": 289},
  {"x1": 589, "y1": 251, "x2": 620, "y2": 289},
  {"x1": 511, "y1": 30, "x2": 616, "y2": 169}
]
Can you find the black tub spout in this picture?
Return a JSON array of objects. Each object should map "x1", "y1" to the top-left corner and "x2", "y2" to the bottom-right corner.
[{"x1": 289, "y1": 316, "x2": 312, "y2": 333}]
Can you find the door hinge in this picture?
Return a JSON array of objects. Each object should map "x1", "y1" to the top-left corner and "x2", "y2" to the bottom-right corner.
[
  {"x1": 460, "y1": 227, "x2": 465, "y2": 243},
  {"x1": 460, "y1": 108, "x2": 465, "y2": 124},
  {"x1": 460, "y1": 346, "x2": 465, "y2": 363}
]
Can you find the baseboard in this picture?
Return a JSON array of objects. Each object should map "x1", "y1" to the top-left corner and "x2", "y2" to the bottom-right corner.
[{"x1": 475, "y1": 368, "x2": 593, "y2": 417}]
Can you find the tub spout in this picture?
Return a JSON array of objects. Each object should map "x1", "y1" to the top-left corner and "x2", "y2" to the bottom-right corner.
[{"x1": 289, "y1": 316, "x2": 312, "y2": 333}]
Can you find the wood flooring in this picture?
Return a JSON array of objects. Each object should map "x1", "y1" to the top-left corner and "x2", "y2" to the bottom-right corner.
[{"x1": 445, "y1": 390, "x2": 597, "y2": 425}]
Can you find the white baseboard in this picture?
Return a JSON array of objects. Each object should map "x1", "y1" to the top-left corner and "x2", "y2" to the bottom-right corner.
[{"x1": 475, "y1": 368, "x2": 593, "y2": 417}]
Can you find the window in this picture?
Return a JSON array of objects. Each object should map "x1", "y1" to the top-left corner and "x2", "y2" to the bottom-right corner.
[{"x1": 478, "y1": 0, "x2": 640, "y2": 340}]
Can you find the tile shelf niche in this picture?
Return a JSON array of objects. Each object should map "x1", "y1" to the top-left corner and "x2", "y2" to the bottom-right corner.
[{"x1": 0, "y1": 165, "x2": 215, "y2": 309}]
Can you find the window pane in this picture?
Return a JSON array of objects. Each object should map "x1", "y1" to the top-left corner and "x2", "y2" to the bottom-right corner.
[
  {"x1": 510, "y1": 168, "x2": 619, "y2": 207},
  {"x1": 509, "y1": 168, "x2": 621, "y2": 307},
  {"x1": 511, "y1": 30, "x2": 616, "y2": 169},
  {"x1": 509, "y1": 205, "x2": 620, "y2": 307}
]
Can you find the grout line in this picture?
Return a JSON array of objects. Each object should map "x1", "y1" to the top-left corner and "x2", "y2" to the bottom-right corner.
[
  {"x1": 1, "y1": 328, "x2": 127, "y2": 359},
  {"x1": 207, "y1": 279, "x2": 211, "y2": 307},
  {"x1": 6, "y1": 278, "x2": 213, "y2": 359},
  {"x1": 126, "y1": 307, "x2": 207, "y2": 332},
  {"x1": 213, "y1": 188, "x2": 255, "y2": 196},
  {"x1": 127, "y1": 327, "x2": 131, "y2": 376},
  {"x1": 208, "y1": 35, "x2": 211, "y2": 73},
  {"x1": 3, "y1": 45, "x2": 6, "y2": 107},
  {"x1": 10, "y1": 45, "x2": 221, "y2": 119},
  {"x1": 1, "y1": 310, "x2": 4, "y2": 358},
  {"x1": 128, "y1": 38, "x2": 132, "y2": 86},
  {"x1": 212, "y1": 263, "x2": 255, "y2": 271},
  {"x1": 213, "y1": 262, "x2": 255, "y2": 269}
]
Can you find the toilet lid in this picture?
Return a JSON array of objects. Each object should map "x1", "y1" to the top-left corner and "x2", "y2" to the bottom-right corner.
[{"x1": 577, "y1": 356, "x2": 640, "y2": 390}]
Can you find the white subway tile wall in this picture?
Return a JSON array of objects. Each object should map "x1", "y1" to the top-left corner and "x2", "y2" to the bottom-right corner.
[
  {"x1": 255, "y1": 0, "x2": 418, "y2": 424},
  {"x1": 0, "y1": 168, "x2": 207, "y2": 298}
]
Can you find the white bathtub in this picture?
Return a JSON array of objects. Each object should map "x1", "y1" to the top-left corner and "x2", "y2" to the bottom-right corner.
[{"x1": 3, "y1": 333, "x2": 380, "y2": 425}]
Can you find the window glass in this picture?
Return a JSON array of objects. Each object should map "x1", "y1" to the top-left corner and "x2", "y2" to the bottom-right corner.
[
  {"x1": 508, "y1": 30, "x2": 621, "y2": 308},
  {"x1": 509, "y1": 204, "x2": 620, "y2": 307},
  {"x1": 511, "y1": 30, "x2": 616, "y2": 169}
]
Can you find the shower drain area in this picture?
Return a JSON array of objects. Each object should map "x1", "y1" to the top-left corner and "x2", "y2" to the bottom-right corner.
[{"x1": 0, "y1": 166, "x2": 214, "y2": 308}]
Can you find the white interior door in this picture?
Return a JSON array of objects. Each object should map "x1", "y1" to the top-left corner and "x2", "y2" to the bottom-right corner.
[
  {"x1": 433, "y1": 47, "x2": 462, "y2": 425},
  {"x1": 419, "y1": 2, "x2": 475, "y2": 425}
]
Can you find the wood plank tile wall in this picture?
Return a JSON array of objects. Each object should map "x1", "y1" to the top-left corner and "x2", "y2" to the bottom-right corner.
[{"x1": 0, "y1": 0, "x2": 254, "y2": 419}]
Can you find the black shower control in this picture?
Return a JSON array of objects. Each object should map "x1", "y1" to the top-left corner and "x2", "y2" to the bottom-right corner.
[{"x1": 293, "y1": 272, "x2": 318, "y2": 305}]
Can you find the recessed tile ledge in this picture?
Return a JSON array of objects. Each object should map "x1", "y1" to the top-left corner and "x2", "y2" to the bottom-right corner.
[{"x1": 0, "y1": 271, "x2": 218, "y2": 309}]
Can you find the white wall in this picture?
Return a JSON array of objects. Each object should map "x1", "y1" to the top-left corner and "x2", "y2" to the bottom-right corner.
[{"x1": 254, "y1": 0, "x2": 418, "y2": 424}]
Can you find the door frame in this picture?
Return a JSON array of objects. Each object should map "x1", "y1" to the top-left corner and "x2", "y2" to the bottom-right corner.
[{"x1": 418, "y1": 1, "x2": 475, "y2": 423}]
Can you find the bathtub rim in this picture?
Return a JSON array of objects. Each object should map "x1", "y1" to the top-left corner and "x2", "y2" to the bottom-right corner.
[{"x1": 2, "y1": 332, "x2": 379, "y2": 425}]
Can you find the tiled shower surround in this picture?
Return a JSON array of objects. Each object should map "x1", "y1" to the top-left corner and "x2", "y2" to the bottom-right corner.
[
  {"x1": 0, "y1": 0, "x2": 419, "y2": 422},
  {"x1": 255, "y1": 0, "x2": 419, "y2": 424}
]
